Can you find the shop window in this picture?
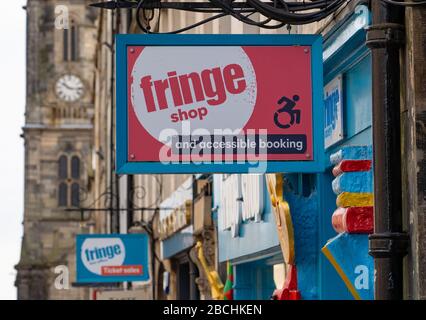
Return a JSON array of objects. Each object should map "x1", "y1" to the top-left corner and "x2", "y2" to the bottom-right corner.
[
  {"x1": 234, "y1": 261, "x2": 276, "y2": 300},
  {"x1": 344, "y1": 55, "x2": 372, "y2": 138}
]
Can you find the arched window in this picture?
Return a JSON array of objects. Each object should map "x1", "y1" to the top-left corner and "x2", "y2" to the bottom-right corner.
[
  {"x1": 71, "y1": 183, "x2": 80, "y2": 207},
  {"x1": 63, "y1": 19, "x2": 78, "y2": 62},
  {"x1": 58, "y1": 183, "x2": 68, "y2": 207},
  {"x1": 71, "y1": 156, "x2": 80, "y2": 179},
  {"x1": 63, "y1": 28, "x2": 68, "y2": 61},
  {"x1": 58, "y1": 154, "x2": 82, "y2": 207},
  {"x1": 58, "y1": 155, "x2": 68, "y2": 179}
]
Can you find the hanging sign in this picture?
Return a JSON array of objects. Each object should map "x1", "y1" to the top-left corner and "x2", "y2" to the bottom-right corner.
[
  {"x1": 324, "y1": 75, "x2": 344, "y2": 148},
  {"x1": 116, "y1": 35, "x2": 324, "y2": 174},
  {"x1": 76, "y1": 234, "x2": 150, "y2": 283},
  {"x1": 95, "y1": 289, "x2": 148, "y2": 300}
]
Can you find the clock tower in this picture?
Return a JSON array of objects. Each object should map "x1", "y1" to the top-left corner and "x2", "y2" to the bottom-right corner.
[{"x1": 16, "y1": 0, "x2": 99, "y2": 299}]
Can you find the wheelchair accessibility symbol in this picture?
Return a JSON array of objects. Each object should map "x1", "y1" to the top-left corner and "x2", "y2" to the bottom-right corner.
[{"x1": 274, "y1": 95, "x2": 301, "y2": 129}]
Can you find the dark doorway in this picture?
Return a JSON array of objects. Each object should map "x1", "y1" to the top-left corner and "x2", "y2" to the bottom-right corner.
[
  {"x1": 178, "y1": 262, "x2": 190, "y2": 300},
  {"x1": 177, "y1": 255, "x2": 200, "y2": 300}
]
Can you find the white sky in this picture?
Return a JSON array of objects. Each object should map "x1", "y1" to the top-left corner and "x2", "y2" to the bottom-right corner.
[{"x1": 0, "y1": 0, "x2": 26, "y2": 300}]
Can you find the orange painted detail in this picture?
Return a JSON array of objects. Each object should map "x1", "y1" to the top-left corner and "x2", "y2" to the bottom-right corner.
[
  {"x1": 332, "y1": 206, "x2": 374, "y2": 234},
  {"x1": 272, "y1": 265, "x2": 301, "y2": 300},
  {"x1": 332, "y1": 160, "x2": 372, "y2": 177}
]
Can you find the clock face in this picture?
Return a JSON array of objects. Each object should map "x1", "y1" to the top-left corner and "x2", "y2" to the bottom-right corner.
[{"x1": 56, "y1": 74, "x2": 84, "y2": 102}]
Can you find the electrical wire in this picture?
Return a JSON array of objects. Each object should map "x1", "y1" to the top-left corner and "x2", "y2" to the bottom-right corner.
[
  {"x1": 135, "y1": 0, "x2": 350, "y2": 33},
  {"x1": 208, "y1": 0, "x2": 286, "y2": 28},
  {"x1": 134, "y1": 0, "x2": 426, "y2": 34},
  {"x1": 380, "y1": 0, "x2": 426, "y2": 6},
  {"x1": 137, "y1": 0, "x2": 229, "y2": 33},
  {"x1": 247, "y1": 0, "x2": 348, "y2": 25}
]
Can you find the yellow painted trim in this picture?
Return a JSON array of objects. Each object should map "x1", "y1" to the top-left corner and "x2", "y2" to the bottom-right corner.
[
  {"x1": 265, "y1": 174, "x2": 296, "y2": 265},
  {"x1": 336, "y1": 192, "x2": 374, "y2": 208},
  {"x1": 196, "y1": 241, "x2": 224, "y2": 300},
  {"x1": 277, "y1": 200, "x2": 295, "y2": 264},
  {"x1": 276, "y1": 173, "x2": 284, "y2": 201},
  {"x1": 321, "y1": 246, "x2": 362, "y2": 300}
]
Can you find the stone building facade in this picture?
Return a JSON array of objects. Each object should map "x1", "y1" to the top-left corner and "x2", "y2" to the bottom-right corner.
[
  {"x1": 93, "y1": 0, "x2": 426, "y2": 300},
  {"x1": 15, "y1": 0, "x2": 99, "y2": 300},
  {"x1": 15, "y1": 0, "x2": 426, "y2": 300}
]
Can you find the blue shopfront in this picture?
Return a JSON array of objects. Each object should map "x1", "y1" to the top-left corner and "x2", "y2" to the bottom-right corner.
[{"x1": 215, "y1": 4, "x2": 374, "y2": 300}]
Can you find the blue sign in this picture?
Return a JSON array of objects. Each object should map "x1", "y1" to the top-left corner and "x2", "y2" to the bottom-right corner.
[
  {"x1": 76, "y1": 234, "x2": 150, "y2": 283},
  {"x1": 324, "y1": 75, "x2": 344, "y2": 148}
]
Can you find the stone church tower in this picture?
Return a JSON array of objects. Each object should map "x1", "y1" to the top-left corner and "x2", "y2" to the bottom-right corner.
[{"x1": 15, "y1": 0, "x2": 99, "y2": 300}]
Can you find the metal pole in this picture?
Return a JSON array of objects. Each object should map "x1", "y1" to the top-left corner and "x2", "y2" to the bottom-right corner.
[
  {"x1": 366, "y1": 0, "x2": 409, "y2": 300},
  {"x1": 150, "y1": 225, "x2": 156, "y2": 300},
  {"x1": 109, "y1": 8, "x2": 116, "y2": 233}
]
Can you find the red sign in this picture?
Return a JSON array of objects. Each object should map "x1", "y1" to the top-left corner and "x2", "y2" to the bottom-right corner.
[
  {"x1": 127, "y1": 45, "x2": 313, "y2": 163},
  {"x1": 101, "y1": 265, "x2": 143, "y2": 276}
]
